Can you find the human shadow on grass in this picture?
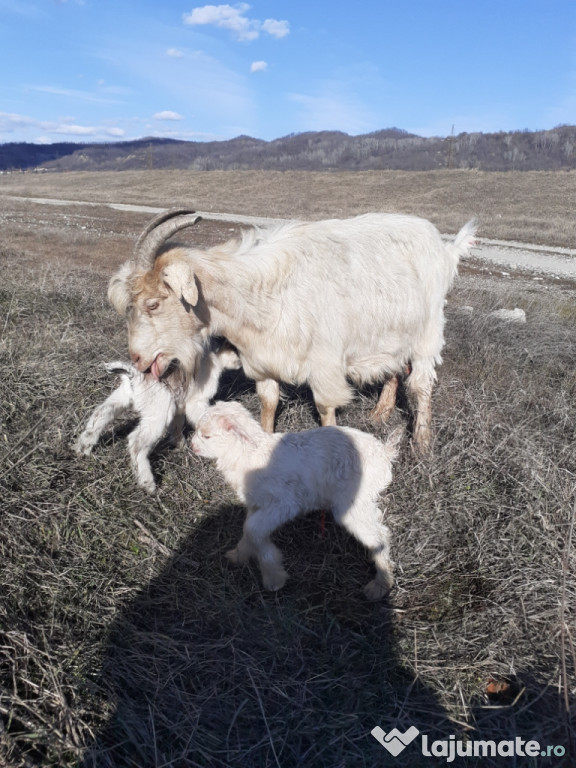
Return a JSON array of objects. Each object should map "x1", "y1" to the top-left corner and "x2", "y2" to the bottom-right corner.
[
  {"x1": 81, "y1": 514, "x2": 451, "y2": 768},
  {"x1": 81, "y1": 420, "x2": 451, "y2": 768},
  {"x1": 81, "y1": 506, "x2": 574, "y2": 768}
]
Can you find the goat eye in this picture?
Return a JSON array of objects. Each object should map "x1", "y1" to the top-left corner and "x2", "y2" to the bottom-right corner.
[{"x1": 146, "y1": 299, "x2": 160, "y2": 312}]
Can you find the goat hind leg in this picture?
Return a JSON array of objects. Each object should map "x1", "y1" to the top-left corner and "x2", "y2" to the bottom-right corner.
[
  {"x1": 128, "y1": 408, "x2": 174, "y2": 493},
  {"x1": 335, "y1": 502, "x2": 394, "y2": 600},
  {"x1": 73, "y1": 382, "x2": 132, "y2": 455},
  {"x1": 370, "y1": 375, "x2": 399, "y2": 423},
  {"x1": 406, "y1": 360, "x2": 435, "y2": 456}
]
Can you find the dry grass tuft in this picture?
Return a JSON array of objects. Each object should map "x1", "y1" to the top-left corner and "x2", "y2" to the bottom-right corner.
[{"x1": 1, "y1": 199, "x2": 575, "y2": 767}]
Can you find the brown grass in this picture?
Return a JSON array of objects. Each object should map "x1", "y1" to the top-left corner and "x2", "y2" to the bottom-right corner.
[
  {"x1": 1, "y1": 168, "x2": 575, "y2": 248},
  {"x1": 0, "y1": 189, "x2": 575, "y2": 767}
]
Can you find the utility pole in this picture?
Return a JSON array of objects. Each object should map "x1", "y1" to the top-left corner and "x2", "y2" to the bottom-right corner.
[{"x1": 446, "y1": 124, "x2": 455, "y2": 169}]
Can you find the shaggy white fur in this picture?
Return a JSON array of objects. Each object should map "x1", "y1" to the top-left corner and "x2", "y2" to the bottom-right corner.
[
  {"x1": 73, "y1": 342, "x2": 240, "y2": 493},
  {"x1": 191, "y1": 401, "x2": 403, "y2": 599}
]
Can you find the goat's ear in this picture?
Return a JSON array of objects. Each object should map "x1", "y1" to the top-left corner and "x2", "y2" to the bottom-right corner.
[
  {"x1": 162, "y1": 261, "x2": 199, "y2": 306},
  {"x1": 108, "y1": 264, "x2": 133, "y2": 315}
]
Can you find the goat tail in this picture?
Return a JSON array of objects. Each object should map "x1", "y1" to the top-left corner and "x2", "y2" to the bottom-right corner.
[
  {"x1": 452, "y1": 218, "x2": 478, "y2": 257},
  {"x1": 443, "y1": 218, "x2": 477, "y2": 283},
  {"x1": 383, "y1": 426, "x2": 405, "y2": 463}
]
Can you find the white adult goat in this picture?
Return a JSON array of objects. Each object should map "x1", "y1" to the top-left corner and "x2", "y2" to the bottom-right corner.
[
  {"x1": 108, "y1": 209, "x2": 476, "y2": 452},
  {"x1": 73, "y1": 341, "x2": 240, "y2": 493}
]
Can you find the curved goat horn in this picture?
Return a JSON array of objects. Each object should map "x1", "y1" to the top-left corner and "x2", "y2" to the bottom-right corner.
[{"x1": 133, "y1": 208, "x2": 202, "y2": 267}]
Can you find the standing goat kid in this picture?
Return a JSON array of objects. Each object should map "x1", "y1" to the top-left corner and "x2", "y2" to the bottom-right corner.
[
  {"x1": 73, "y1": 342, "x2": 240, "y2": 493},
  {"x1": 191, "y1": 401, "x2": 403, "y2": 599},
  {"x1": 109, "y1": 209, "x2": 476, "y2": 453}
]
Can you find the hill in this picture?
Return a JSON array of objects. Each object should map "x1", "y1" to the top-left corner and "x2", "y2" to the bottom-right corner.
[{"x1": 1, "y1": 126, "x2": 576, "y2": 172}]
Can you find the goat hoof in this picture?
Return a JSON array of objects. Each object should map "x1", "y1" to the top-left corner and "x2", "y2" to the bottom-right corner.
[
  {"x1": 262, "y1": 570, "x2": 288, "y2": 592},
  {"x1": 226, "y1": 547, "x2": 240, "y2": 564},
  {"x1": 363, "y1": 576, "x2": 393, "y2": 601},
  {"x1": 226, "y1": 547, "x2": 251, "y2": 565},
  {"x1": 411, "y1": 439, "x2": 432, "y2": 460},
  {"x1": 72, "y1": 441, "x2": 92, "y2": 456}
]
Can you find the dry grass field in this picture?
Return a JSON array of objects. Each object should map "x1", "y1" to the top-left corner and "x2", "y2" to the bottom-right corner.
[
  {"x1": 0, "y1": 174, "x2": 575, "y2": 767},
  {"x1": 1, "y1": 167, "x2": 575, "y2": 248}
]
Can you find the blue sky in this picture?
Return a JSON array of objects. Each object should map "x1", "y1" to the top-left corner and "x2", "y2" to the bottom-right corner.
[{"x1": 1, "y1": 0, "x2": 575, "y2": 144}]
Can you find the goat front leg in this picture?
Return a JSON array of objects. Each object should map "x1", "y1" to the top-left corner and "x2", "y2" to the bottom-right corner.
[
  {"x1": 73, "y1": 380, "x2": 133, "y2": 456},
  {"x1": 311, "y1": 369, "x2": 353, "y2": 427},
  {"x1": 256, "y1": 379, "x2": 280, "y2": 433},
  {"x1": 317, "y1": 404, "x2": 337, "y2": 426}
]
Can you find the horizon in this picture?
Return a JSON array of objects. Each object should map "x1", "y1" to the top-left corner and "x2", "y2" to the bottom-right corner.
[
  {"x1": 2, "y1": 124, "x2": 576, "y2": 149},
  {"x1": 1, "y1": 1, "x2": 575, "y2": 145}
]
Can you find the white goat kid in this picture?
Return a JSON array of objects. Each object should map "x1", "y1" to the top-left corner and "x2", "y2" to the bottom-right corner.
[
  {"x1": 109, "y1": 210, "x2": 476, "y2": 454},
  {"x1": 74, "y1": 343, "x2": 240, "y2": 493},
  {"x1": 191, "y1": 401, "x2": 403, "y2": 600}
]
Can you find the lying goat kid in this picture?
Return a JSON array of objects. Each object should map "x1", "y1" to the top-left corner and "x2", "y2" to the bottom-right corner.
[
  {"x1": 191, "y1": 401, "x2": 403, "y2": 599},
  {"x1": 74, "y1": 343, "x2": 240, "y2": 493}
]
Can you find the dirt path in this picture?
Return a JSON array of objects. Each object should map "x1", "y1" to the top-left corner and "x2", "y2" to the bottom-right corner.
[{"x1": 4, "y1": 194, "x2": 576, "y2": 278}]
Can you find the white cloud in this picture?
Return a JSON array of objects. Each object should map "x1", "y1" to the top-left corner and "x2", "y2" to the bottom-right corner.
[
  {"x1": 167, "y1": 48, "x2": 185, "y2": 58},
  {"x1": 0, "y1": 112, "x2": 36, "y2": 131},
  {"x1": 52, "y1": 123, "x2": 96, "y2": 135},
  {"x1": 154, "y1": 111, "x2": 184, "y2": 121},
  {"x1": 261, "y1": 18, "x2": 289, "y2": 39},
  {"x1": 250, "y1": 60, "x2": 267, "y2": 73},
  {"x1": 184, "y1": 3, "x2": 257, "y2": 41},
  {"x1": 0, "y1": 111, "x2": 125, "y2": 141},
  {"x1": 183, "y1": 4, "x2": 289, "y2": 42}
]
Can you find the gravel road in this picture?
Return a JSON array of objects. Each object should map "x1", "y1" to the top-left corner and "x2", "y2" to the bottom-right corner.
[{"x1": 5, "y1": 194, "x2": 576, "y2": 278}]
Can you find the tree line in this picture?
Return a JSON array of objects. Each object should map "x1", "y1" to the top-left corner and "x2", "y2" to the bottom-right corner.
[{"x1": 1, "y1": 126, "x2": 575, "y2": 173}]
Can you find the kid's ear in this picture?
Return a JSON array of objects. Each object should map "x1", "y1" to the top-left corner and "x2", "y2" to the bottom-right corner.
[
  {"x1": 219, "y1": 415, "x2": 255, "y2": 445},
  {"x1": 162, "y1": 261, "x2": 199, "y2": 306}
]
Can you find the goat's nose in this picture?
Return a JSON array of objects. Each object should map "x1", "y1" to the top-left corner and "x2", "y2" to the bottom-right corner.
[{"x1": 131, "y1": 352, "x2": 141, "y2": 365}]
